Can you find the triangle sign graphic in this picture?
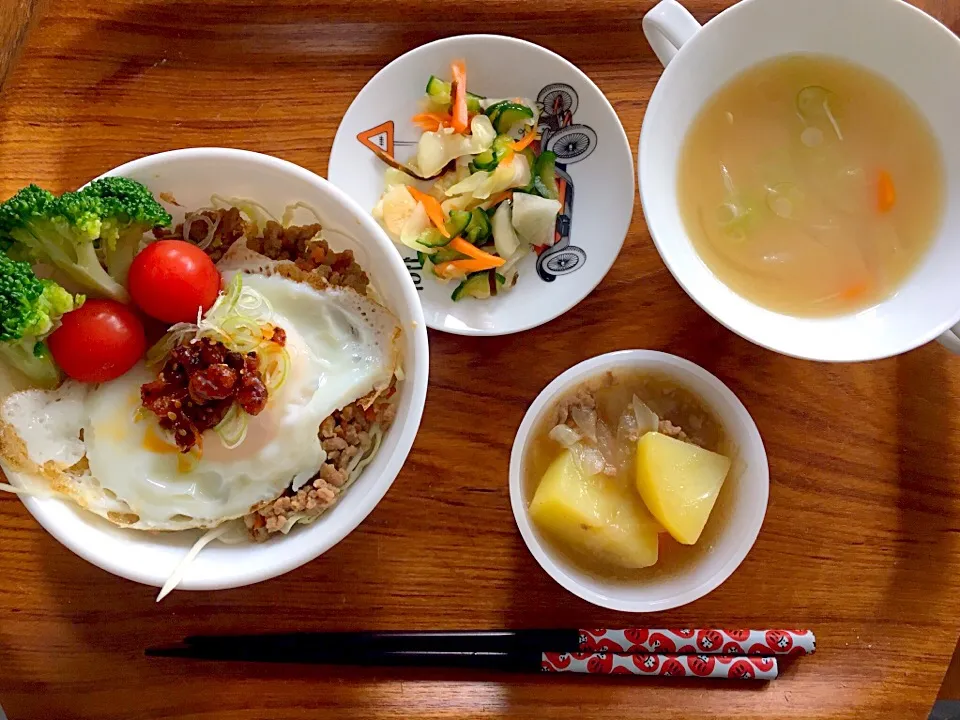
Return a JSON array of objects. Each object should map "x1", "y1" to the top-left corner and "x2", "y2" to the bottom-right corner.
[{"x1": 357, "y1": 121, "x2": 394, "y2": 156}]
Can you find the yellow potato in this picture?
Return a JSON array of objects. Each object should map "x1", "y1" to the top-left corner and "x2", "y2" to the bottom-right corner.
[
  {"x1": 529, "y1": 450, "x2": 659, "y2": 569},
  {"x1": 635, "y1": 432, "x2": 731, "y2": 545}
]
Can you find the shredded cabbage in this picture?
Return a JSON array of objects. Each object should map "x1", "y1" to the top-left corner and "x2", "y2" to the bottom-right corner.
[
  {"x1": 414, "y1": 115, "x2": 496, "y2": 177},
  {"x1": 156, "y1": 523, "x2": 232, "y2": 602},
  {"x1": 511, "y1": 192, "x2": 561, "y2": 247}
]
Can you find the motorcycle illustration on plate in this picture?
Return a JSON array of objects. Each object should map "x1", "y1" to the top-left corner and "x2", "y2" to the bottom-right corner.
[{"x1": 356, "y1": 82, "x2": 595, "y2": 288}]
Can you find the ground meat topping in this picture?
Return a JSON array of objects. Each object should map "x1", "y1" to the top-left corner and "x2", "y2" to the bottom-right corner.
[{"x1": 140, "y1": 338, "x2": 270, "y2": 453}]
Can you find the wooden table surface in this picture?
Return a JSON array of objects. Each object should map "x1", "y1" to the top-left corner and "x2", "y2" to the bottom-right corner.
[{"x1": 1, "y1": 1, "x2": 960, "y2": 718}]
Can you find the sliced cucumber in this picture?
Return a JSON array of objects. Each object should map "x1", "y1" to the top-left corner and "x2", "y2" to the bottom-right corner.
[
  {"x1": 416, "y1": 228, "x2": 453, "y2": 248},
  {"x1": 465, "y1": 207, "x2": 491, "y2": 244},
  {"x1": 451, "y1": 270, "x2": 505, "y2": 301},
  {"x1": 424, "y1": 75, "x2": 483, "y2": 113},
  {"x1": 532, "y1": 150, "x2": 559, "y2": 200},
  {"x1": 484, "y1": 100, "x2": 511, "y2": 125},
  {"x1": 445, "y1": 209, "x2": 472, "y2": 237},
  {"x1": 431, "y1": 246, "x2": 465, "y2": 264},
  {"x1": 492, "y1": 103, "x2": 535, "y2": 134}
]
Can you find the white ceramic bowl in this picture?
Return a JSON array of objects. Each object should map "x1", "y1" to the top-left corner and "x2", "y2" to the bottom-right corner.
[
  {"x1": 509, "y1": 350, "x2": 768, "y2": 612},
  {"x1": 328, "y1": 34, "x2": 635, "y2": 336},
  {"x1": 640, "y1": 0, "x2": 960, "y2": 361},
  {"x1": 3, "y1": 148, "x2": 429, "y2": 592}
]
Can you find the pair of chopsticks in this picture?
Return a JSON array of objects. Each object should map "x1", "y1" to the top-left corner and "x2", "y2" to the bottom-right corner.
[{"x1": 147, "y1": 628, "x2": 815, "y2": 680}]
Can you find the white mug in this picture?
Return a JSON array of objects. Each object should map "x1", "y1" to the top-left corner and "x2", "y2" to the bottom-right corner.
[{"x1": 639, "y1": 0, "x2": 960, "y2": 361}]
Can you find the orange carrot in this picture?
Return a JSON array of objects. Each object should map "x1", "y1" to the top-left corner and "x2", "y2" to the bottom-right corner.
[
  {"x1": 486, "y1": 191, "x2": 514, "y2": 208},
  {"x1": 451, "y1": 60, "x2": 468, "y2": 133},
  {"x1": 412, "y1": 112, "x2": 453, "y2": 132},
  {"x1": 449, "y1": 237, "x2": 505, "y2": 266},
  {"x1": 436, "y1": 258, "x2": 503, "y2": 276},
  {"x1": 406, "y1": 187, "x2": 450, "y2": 237},
  {"x1": 840, "y1": 281, "x2": 870, "y2": 300},
  {"x1": 877, "y1": 171, "x2": 896, "y2": 213},
  {"x1": 511, "y1": 127, "x2": 537, "y2": 151}
]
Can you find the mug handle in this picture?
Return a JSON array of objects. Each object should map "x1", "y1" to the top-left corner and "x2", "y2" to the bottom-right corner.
[
  {"x1": 938, "y1": 325, "x2": 960, "y2": 354},
  {"x1": 643, "y1": 0, "x2": 703, "y2": 67}
]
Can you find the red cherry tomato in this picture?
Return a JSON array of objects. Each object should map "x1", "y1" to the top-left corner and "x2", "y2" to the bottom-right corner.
[
  {"x1": 128, "y1": 240, "x2": 221, "y2": 323},
  {"x1": 48, "y1": 299, "x2": 146, "y2": 383}
]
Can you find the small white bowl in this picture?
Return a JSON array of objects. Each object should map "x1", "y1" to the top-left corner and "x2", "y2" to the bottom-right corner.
[
  {"x1": 3, "y1": 148, "x2": 429, "y2": 592},
  {"x1": 328, "y1": 34, "x2": 635, "y2": 336},
  {"x1": 509, "y1": 350, "x2": 768, "y2": 612}
]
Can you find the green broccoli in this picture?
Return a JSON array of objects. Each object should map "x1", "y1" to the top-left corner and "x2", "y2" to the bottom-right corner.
[
  {"x1": 0, "y1": 179, "x2": 172, "y2": 302},
  {"x1": 0, "y1": 251, "x2": 83, "y2": 388},
  {"x1": 79, "y1": 176, "x2": 172, "y2": 284}
]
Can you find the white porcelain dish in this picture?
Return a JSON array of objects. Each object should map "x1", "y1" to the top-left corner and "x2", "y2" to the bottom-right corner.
[
  {"x1": 2, "y1": 148, "x2": 429, "y2": 592},
  {"x1": 328, "y1": 34, "x2": 634, "y2": 336},
  {"x1": 509, "y1": 350, "x2": 768, "y2": 612},
  {"x1": 640, "y1": 0, "x2": 960, "y2": 361}
]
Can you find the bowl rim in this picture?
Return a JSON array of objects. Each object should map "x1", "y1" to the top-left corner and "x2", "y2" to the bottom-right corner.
[
  {"x1": 508, "y1": 350, "x2": 769, "y2": 612},
  {"x1": 10, "y1": 147, "x2": 430, "y2": 591},
  {"x1": 328, "y1": 33, "x2": 635, "y2": 337}
]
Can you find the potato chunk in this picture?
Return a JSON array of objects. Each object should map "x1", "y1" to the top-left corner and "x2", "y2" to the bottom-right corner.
[
  {"x1": 635, "y1": 432, "x2": 731, "y2": 545},
  {"x1": 529, "y1": 450, "x2": 659, "y2": 569}
]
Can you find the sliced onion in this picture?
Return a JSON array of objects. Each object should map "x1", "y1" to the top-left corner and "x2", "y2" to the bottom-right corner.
[
  {"x1": 570, "y1": 406, "x2": 598, "y2": 444},
  {"x1": 549, "y1": 423, "x2": 581, "y2": 448},
  {"x1": 570, "y1": 443, "x2": 606, "y2": 477},
  {"x1": 594, "y1": 419, "x2": 618, "y2": 474},
  {"x1": 632, "y1": 395, "x2": 660, "y2": 436},
  {"x1": 183, "y1": 212, "x2": 221, "y2": 250}
]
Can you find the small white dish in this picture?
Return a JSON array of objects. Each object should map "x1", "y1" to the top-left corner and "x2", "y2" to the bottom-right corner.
[
  {"x1": 328, "y1": 34, "x2": 635, "y2": 336},
  {"x1": 640, "y1": 0, "x2": 960, "y2": 361},
  {"x1": 3, "y1": 148, "x2": 430, "y2": 592},
  {"x1": 509, "y1": 350, "x2": 768, "y2": 612}
]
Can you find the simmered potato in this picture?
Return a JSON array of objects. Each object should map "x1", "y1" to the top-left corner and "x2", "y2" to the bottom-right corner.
[
  {"x1": 635, "y1": 432, "x2": 731, "y2": 545},
  {"x1": 529, "y1": 450, "x2": 659, "y2": 569}
]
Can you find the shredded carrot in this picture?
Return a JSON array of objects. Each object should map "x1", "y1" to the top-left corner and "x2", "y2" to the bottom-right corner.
[
  {"x1": 451, "y1": 60, "x2": 468, "y2": 133},
  {"x1": 406, "y1": 187, "x2": 449, "y2": 237},
  {"x1": 412, "y1": 112, "x2": 453, "y2": 132},
  {"x1": 840, "y1": 281, "x2": 870, "y2": 300},
  {"x1": 877, "y1": 171, "x2": 896, "y2": 213},
  {"x1": 511, "y1": 127, "x2": 537, "y2": 151},
  {"x1": 500, "y1": 150, "x2": 515, "y2": 167},
  {"x1": 449, "y1": 237, "x2": 505, "y2": 266},
  {"x1": 436, "y1": 258, "x2": 503, "y2": 276},
  {"x1": 486, "y1": 191, "x2": 513, "y2": 208}
]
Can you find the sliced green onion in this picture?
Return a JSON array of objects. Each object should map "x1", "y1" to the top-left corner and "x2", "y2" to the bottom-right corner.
[{"x1": 215, "y1": 403, "x2": 249, "y2": 449}]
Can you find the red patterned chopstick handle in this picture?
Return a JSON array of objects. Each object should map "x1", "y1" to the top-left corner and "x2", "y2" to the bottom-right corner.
[
  {"x1": 541, "y1": 652, "x2": 778, "y2": 680},
  {"x1": 577, "y1": 628, "x2": 815, "y2": 656}
]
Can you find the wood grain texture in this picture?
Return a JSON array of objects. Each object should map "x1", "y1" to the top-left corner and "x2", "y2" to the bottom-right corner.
[{"x1": 1, "y1": 1, "x2": 960, "y2": 718}]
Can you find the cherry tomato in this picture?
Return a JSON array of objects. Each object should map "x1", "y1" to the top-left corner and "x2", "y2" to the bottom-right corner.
[
  {"x1": 48, "y1": 299, "x2": 146, "y2": 383},
  {"x1": 128, "y1": 240, "x2": 221, "y2": 323}
]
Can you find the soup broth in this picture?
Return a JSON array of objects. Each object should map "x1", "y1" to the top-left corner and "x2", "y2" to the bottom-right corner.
[
  {"x1": 523, "y1": 371, "x2": 735, "y2": 583},
  {"x1": 678, "y1": 54, "x2": 945, "y2": 317}
]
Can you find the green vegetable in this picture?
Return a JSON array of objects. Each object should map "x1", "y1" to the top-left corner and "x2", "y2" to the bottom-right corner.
[
  {"x1": 484, "y1": 100, "x2": 511, "y2": 124},
  {"x1": 531, "y1": 151, "x2": 559, "y2": 199},
  {"x1": 431, "y1": 246, "x2": 466, "y2": 264},
  {"x1": 471, "y1": 135, "x2": 516, "y2": 172},
  {"x1": 445, "y1": 210, "x2": 472, "y2": 238},
  {"x1": 464, "y1": 208, "x2": 491, "y2": 244},
  {"x1": 0, "y1": 179, "x2": 171, "y2": 302},
  {"x1": 490, "y1": 102, "x2": 535, "y2": 134},
  {"x1": 451, "y1": 271, "x2": 505, "y2": 301},
  {"x1": 80, "y1": 177, "x2": 173, "y2": 285},
  {"x1": 425, "y1": 75, "x2": 483, "y2": 114},
  {"x1": 415, "y1": 228, "x2": 453, "y2": 248},
  {"x1": 0, "y1": 251, "x2": 83, "y2": 387}
]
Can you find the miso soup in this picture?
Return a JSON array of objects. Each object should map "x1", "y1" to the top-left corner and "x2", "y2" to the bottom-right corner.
[{"x1": 678, "y1": 54, "x2": 945, "y2": 317}]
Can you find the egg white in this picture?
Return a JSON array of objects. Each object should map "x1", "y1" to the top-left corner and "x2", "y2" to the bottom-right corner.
[{"x1": 2, "y1": 272, "x2": 401, "y2": 531}]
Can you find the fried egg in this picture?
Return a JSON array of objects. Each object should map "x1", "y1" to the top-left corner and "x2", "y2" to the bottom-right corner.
[{"x1": 1, "y1": 270, "x2": 401, "y2": 531}]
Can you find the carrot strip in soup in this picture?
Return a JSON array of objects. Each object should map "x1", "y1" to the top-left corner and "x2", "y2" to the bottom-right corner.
[
  {"x1": 448, "y1": 237, "x2": 505, "y2": 266},
  {"x1": 877, "y1": 171, "x2": 896, "y2": 213},
  {"x1": 406, "y1": 187, "x2": 450, "y2": 237},
  {"x1": 451, "y1": 60, "x2": 469, "y2": 133}
]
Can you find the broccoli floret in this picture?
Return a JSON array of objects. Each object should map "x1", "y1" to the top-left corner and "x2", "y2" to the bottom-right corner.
[
  {"x1": 0, "y1": 179, "x2": 172, "y2": 301},
  {"x1": 79, "y1": 177, "x2": 172, "y2": 284},
  {"x1": 0, "y1": 252, "x2": 83, "y2": 387},
  {"x1": 0, "y1": 184, "x2": 129, "y2": 302}
]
